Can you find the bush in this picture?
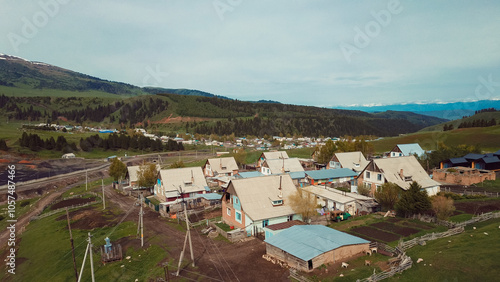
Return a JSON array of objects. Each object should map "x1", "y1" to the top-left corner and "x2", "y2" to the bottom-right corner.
[{"x1": 20, "y1": 200, "x2": 31, "y2": 207}]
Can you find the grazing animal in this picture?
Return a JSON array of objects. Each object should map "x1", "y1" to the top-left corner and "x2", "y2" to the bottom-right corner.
[{"x1": 341, "y1": 262, "x2": 349, "y2": 268}]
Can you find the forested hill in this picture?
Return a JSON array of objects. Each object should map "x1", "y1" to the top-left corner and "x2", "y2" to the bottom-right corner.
[{"x1": 1, "y1": 93, "x2": 445, "y2": 137}]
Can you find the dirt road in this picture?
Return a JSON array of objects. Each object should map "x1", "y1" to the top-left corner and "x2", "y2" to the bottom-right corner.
[{"x1": 102, "y1": 186, "x2": 290, "y2": 281}]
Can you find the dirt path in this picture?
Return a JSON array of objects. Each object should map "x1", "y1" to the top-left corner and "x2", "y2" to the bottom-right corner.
[
  {"x1": 0, "y1": 176, "x2": 105, "y2": 249},
  {"x1": 103, "y1": 186, "x2": 290, "y2": 281}
]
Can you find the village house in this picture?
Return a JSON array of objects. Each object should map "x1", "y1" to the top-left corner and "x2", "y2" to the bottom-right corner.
[
  {"x1": 359, "y1": 156, "x2": 440, "y2": 196},
  {"x1": 389, "y1": 143, "x2": 425, "y2": 158},
  {"x1": 327, "y1": 151, "x2": 369, "y2": 174},
  {"x1": 221, "y1": 174, "x2": 301, "y2": 237},
  {"x1": 256, "y1": 151, "x2": 289, "y2": 168},
  {"x1": 203, "y1": 157, "x2": 239, "y2": 177},
  {"x1": 439, "y1": 151, "x2": 500, "y2": 173},
  {"x1": 432, "y1": 167, "x2": 496, "y2": 185},
  {"x1": 265, "y1": 225, "x2": 369, "y2": 272},
  {"x1": 302, "y1": 185, "x2": 356, "y2": 215},
  {"x1": 124, "y1": 165, "x2": 160, "y2": 188},
  {"x1": 260, "y1": 158, "x2": 304, "y2": 175},
  {"x1": 154, "y1": 167, "x2": 209, "y2": 203}
]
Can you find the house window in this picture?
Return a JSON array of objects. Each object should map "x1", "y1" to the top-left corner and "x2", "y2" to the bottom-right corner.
[
  {"x1": 235, "y1": 211, "x2": 242, "y2": 223},
  {"x1": 404, "y1": 176, "x2": 412, "y2": 182},
  {"x1": 272, "y1": 200, "x2": 283, "y2": 206},
  {"x1": 226, "y1": 208, "x2": 231, "y2": 216},
  {"x1": 377, "y1": 174, "x2": 382, "y2": 181},
  {"x1": 366, "y1": 171, "x2": 371, "y2": 179},
  {"x1": 262, "y1": 219, "x2": 269, "y2": 227},
  {"x1": 287, "y1": 215, "x2": 293, "y2": 221},
  {"x1": 234, "y1": 197, "x2": 239, "y2": 205}
]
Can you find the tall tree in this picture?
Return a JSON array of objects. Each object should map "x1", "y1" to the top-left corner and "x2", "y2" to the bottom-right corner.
[
  {"x1": 137, "y1": 163, "x2": 158, "y2": 188},
  {"x1": 109, "y1": 158, "x2": 127, "y2": 181},
  {"x1": 395, "y1": 182, "x2": 431, "y2": 217},
  {"x1": 374, "y1": 183, "x2": 401, "y2": 211},
  {"x1": 317, "y1": 139, "x2": 337, "y2": 164},
  {"x1": 288, "y1": 189, "x2": 317, "y2": 223}
]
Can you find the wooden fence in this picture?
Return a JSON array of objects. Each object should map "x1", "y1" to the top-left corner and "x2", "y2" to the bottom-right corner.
[
  {"x1": 397, "y1": 226, "x2": 464, "y2": 251},
  {"x1": 357, "y1": 253, "x2": 413, "y2": 282}
]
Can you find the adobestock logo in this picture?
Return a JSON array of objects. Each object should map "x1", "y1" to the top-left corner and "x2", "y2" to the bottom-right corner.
[
  {"x1": 7, "y1": 0, "x2": 72, "y2": 53},
  {"x1": 339, "y1": 0, "x2": 403, "y2": 63}
]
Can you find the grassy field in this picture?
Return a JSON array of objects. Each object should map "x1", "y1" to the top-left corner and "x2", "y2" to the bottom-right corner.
[
  {"x1": 0, "y1": 197, "x2": 40, "y2": 231},
  {"x1": 371, "y1": 125, "x2": 500, "y2": 153},
  {"x1": 386, "y1": 218, "x2": 500, "y2": 282}
]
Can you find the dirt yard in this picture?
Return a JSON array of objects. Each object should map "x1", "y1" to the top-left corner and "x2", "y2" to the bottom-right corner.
[
  {"x1": 50, "y1": 197, "x2": 96, "y2": 210},
  {"x1": 455, "y1": 199, "x2": 500, "y2": 214}
]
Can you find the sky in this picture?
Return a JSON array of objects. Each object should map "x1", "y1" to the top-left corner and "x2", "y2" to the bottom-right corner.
[{"x1": 1, "y1": 0, "x2": 500, "y2": 107}]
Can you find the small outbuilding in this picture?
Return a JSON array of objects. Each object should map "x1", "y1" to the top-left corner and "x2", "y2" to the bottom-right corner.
[{"x1": 265, "y1": 225, "x2": 369, "y2": 272}]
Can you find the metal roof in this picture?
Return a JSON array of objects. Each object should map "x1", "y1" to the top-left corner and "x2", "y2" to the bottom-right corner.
[
  {"x1": 302, "y1": 186, "x2": 357, "y2": 204},
  {"x1": 235, "y1": 171, "x2": 264, "y2": 178},
  {"x1": 395, "y1": 143, "x2": 425, "y2": 157},
  {"x1": 196, "y1": 193, "x2": 223, "y2": 200},
  {"x1": 264, "y1": 158, "x2": 305, "y2": 174},
  {"x1": 206, "y1": 157, "x2": 239, "y2": 174},
  {"x1": 262, "y1": 151, "x2": 289, "y2": 160},
  {"x1": 448, "y1": 157, "x2": 468, "y2": 164},
  {"x1": 370, "y1": 156, "x2": 440, "y2": 190},
  {"x1": 229, "y1": 174, "x2": 297, "y2": 221},
  {"x1": 463, "y1": 153, "x2": 484, "y2": 160},
  {"x1": 482, "y1": 156, "x2": 500, "y2": 164},
  {"x1": 332, "y1": 151, "x2": 369, "y2": 172},
  {"x1": 158, "y1": 167, "x2": 208, "y2": 194},
  {"x1": 288, "y1": 171, "x2": 306, "y2": 179},
  {"x1": 265, "y1": 225, "x2": 369, "y2": 261},
  {"x1": 305, "y1": 168, "x2": 357, "y2": 180}
]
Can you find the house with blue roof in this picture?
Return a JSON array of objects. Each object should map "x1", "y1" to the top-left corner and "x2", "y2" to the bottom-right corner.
[
  {"x1": 305, "y1": 168, "x2": 357, "y2": 186},
  {"x1": 265, "y1": 225, "x2": 369, "y2": 272},
  {"x1": 440, "y1": 151, "x2": 500, "y2": 171},
  {"x1": 389, "y1": 143, "x2": 425, "y2": 158}
]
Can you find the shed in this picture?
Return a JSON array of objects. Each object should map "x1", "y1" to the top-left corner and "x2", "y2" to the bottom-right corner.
[{"x1": 265, "y1": 225, "x2": 369, "y2": 272}]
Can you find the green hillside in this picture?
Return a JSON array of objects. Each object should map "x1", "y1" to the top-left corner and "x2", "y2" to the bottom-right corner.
[
  {"x1": 420, "y1": 111, "x2": 500, "y2": 132},
  {"x1": 373, "y1": 110, "x2": 447, "y2": 128},
  {"x1": 371, "y1": 125, "x2": 500, "y2": 153}
]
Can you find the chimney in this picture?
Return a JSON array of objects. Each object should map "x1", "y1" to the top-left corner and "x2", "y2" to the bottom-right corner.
[
  {"x1": 278, "y1": 176, "x2": 283, "y2": 198},
  {"x1": 399, "y1": 169, "x2": 404, "y2": 179}
]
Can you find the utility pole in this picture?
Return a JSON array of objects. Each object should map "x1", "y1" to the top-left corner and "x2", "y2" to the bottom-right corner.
[
  {"x1": 176, "y1": 186, "x2": 195, "y2": 276},
  {"x1": 137, "y1": 193, "x2": 144, "y2": 247},
  {"x1": 86, "y1": 170, "x2": 88, "y2": 191},
  {"x1": 66, "y1": 208, "x2": 78, "y2": 281},
  {"x1": 102, "y1": 179, "x2": 105, "y2": 210},
  {"x1": 77, "y1": 232, "x2": 95, "y2": 282}
]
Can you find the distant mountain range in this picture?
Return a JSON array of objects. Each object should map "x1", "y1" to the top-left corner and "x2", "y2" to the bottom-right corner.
[
  {"x1": 0, "y1": 53, "x2": 448, "y2": 137},
  {"x1": 335, "y1": 100, "x2": 500, "y2": 120}
]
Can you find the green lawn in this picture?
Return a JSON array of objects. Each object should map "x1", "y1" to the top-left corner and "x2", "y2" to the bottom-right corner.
[{"x1": 0, "y1": 197, "x2": 40, "y2": 231}]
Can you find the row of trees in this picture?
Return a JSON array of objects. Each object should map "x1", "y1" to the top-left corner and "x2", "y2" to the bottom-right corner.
[
  {"x1": 457, "y1": 118, "x2": 497, "y2": 129},
  {"x1": 79, "y1": 133, "x2": 184, "y2": 152},
  {"x1": 19, "y1": 132, "x2": 76, "y2": 152}
]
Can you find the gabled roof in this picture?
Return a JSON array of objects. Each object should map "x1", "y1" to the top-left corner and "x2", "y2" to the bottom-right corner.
[
  {"x1": 127, "y1": 165, "x2": 160, "y2": 183},
  {"x1": 265, "y1": 225, "x2": 369, "y2": 261},
  {"x1": 228, "y1": 174, "x2": 297, "y2": 221},
  {"x1": 264, "y1": 158, "x2": 304, "y2": 174},
  {"x1": 262, "y1": 151, "x2": 289, "y2": 160},
  {"x1": 463, "y1": 153, "x2": 484, "y2": 161},
  {"x1": 394, "y1": 143, "x2": 425, "y2": 157},
  {"x1": 302, "y1": 186, "x2": 357, "y2": 204},
  {"x1": 480, "y1": 156, "x2": 500, "y2": 164},
  {"x1": 447, "y1": 157, "x2": 468, "y2": 165},
  {"x1": 206, "y1": 157, "x2": 238, "y2": 174},
  {"x1": 332, "y1": 151, "x2": 369, "y2": 172},
  {"x1": 158, "y1": 167, "x2": 208, "y2": 194},
  {"x1": 366, "y1": 156, "x2": 440, "y2": 190},
  {"x1": 305, "y1": 168, "x2": 357, "y2": 180},
  {"x1": 494, "y1": 149, "x2": 500, "y2": 156},
  {"x1": 235, "y1": 171, "x2": 264, "y2": 179}
]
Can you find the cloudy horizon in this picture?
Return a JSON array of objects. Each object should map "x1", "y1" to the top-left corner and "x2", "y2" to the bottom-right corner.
[{"x1": 2, "y1": 0, "x2": 500, "y2": 107}]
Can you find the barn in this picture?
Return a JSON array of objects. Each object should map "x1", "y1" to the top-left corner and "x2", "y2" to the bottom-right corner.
[{"x1": 264, "y1": 225, "x2": 369, "y2": 272}]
